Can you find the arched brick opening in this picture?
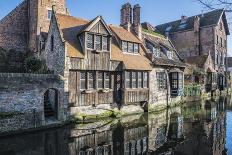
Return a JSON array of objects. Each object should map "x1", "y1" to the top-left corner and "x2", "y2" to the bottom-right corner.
[{"x1": 44, "y1": 88, "x2": 59, "y2": 120}]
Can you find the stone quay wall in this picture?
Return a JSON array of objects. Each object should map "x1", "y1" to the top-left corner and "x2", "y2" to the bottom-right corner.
[{"x1": 0, "y1": 73, "x2": 68, "y2": 134}]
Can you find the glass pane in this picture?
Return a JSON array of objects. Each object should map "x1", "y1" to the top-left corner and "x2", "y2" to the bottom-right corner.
[
  {"x1": 128, "y1": 42, "x2": 134, "y2": 53},
  {"x1": 122, "y1": 41, "x2": 128, "y2": 52},
  {"x1": 95, "y1": 35, "x2": 102, "y2": 51},
  {"x1": 80, "y1": 72, "x2": 86, "y2": 90},
  {"x1": 87, "y1": 34, "x2": 94, "y2": 49},
  {"x1": 138, "y1": 72, "x2": 142, "y2": 88},
  {"x1": 105, "y1": 72, "x2": 110, "y2": 89},
  {"x1": 88, "y1": 72, "x2": 95, "y2": 89},
  {"x1": 102, "y1": 36, "x2": 108, "y2": 51},
  {"x1": 134, "y1": 44, "x2": 139, "y2": 53},
  {"x1": 98, "y1": 72, "x2": 103, "y2": 89}
]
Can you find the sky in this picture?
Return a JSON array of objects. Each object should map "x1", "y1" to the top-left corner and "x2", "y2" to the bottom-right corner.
[{"x1": 0, "y1": 0, "x2": 231, "y2": 55}]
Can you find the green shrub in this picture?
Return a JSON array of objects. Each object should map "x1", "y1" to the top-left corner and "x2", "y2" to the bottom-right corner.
[{"x1": 24, "y1": 57, "x2": 42, "y2": 73}]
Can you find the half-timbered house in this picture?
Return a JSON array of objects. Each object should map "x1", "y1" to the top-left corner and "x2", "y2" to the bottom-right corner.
[{"x1": 42, "y1": 9, "x2": 152, "y2": 119}]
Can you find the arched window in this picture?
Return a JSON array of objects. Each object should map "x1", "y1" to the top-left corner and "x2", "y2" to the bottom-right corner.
[{"x1": 51, "y1": 35, "x2": 54, "y2": 51}]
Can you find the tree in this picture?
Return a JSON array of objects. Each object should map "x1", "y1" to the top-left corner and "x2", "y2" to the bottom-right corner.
[
  {"x1": 197, "y1": 0, "x2": 232, "y2": 12},
  {"x1": 197, "y1": 0, "x2": 232, "y2": 29}
]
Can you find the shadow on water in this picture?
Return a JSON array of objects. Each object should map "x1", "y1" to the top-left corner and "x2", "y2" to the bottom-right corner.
[{"x1": 0, "y1": 96, "x2": 232, "y2": 155}]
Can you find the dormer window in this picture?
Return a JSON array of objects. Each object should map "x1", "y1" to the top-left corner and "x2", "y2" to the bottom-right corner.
[
  {"x1": 86, "y1": 33, "x2": 110, "y2": 51},
  {"x1": 122, "y1": 41, "x2": 139, "y2": 54},
  {"x1": 167, "y1": 50, "x2": 173, "y2": 59},
  {"x1": 146, "y1": 41, "x2": 160, "y2": 58}
]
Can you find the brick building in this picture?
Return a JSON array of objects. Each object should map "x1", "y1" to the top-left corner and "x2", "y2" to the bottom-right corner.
[
  {"x1": 155, "y1": 10, "x2": 230, "y2": 90},
  {"x1": 0, "y1": 0, "x2": 68, "y2": 53}
]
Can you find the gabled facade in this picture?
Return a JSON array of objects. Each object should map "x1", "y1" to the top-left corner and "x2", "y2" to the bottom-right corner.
[
  {"x1": 43, "y1": 9, "x2": 152, "y2": 117},
  {"x1": 141, "y1": 23, "x2": 186, "y2": 109},
  {"x1": 156, "y1": 9, "x2": 230, "y2": 91},
  {"x1": 185, "y1": 53, "x2": 217, "y2": 92}
]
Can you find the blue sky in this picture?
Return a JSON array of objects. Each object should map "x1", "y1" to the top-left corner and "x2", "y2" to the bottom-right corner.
[{"x1": 0, "y1": 0, "x2": 231, "y2": 55}]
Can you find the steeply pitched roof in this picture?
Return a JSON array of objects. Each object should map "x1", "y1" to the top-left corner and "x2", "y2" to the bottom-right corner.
[
  {"x1": 185, "y1": 55, "x2": 208, "y2": 68},
  {"x1": 55, "y1": 14, "x2": 152, "y2": 70},
  {"x1": 109, "y1": 25, "x2": 141, "y2": 43},
  {"x1": 156, "y1": 9, "x2": 229, "y2": 35},
  {"x1": 142, "y1": 29, "x2": 185, "y2": 68},
  {"x1": 111, "y1": 37, "x2": 152, "y2": 70},
  {"x1": 56, "y1": 13, "x2": 89, "y2": 58}
]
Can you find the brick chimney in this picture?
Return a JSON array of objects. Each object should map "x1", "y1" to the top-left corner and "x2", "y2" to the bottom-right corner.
[
  {"x1": 120, "y1": 3, "x2": 132, "y2": 32},
  {"x1": 194, "y1": 16, "x2": 201, "y2": 55},
  {"x1": 133, "y1": 4, "x2": 142, "y2": 39}
]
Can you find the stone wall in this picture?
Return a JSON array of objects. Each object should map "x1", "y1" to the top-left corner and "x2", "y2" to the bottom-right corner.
[
  {"x1": 149, "y1": 68, "x2": 169, "y2": 110},
  {"x1": 44, "y1": 13, "x2": 66, "y2": 76},
  {"x1": 0, "y1": 1, "x2": 28, "y2": 52},
  {"x1": 0, "y1": 73, "x2": 68, "y2": 133}
]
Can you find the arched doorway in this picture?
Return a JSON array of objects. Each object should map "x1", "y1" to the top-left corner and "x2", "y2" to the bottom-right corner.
[{"x1": 44, "y1": 88, "x2": 59, "y2": 120}]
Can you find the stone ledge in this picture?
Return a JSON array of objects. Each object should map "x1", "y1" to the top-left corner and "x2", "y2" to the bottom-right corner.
[{"x1": 0, "y1": 73, "x2": 59, "y2": 79}]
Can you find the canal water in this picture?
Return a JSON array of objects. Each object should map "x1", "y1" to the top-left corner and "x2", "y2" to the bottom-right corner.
[{"x1": 0, "y1": 96, "x2": 232, "y2": 155}]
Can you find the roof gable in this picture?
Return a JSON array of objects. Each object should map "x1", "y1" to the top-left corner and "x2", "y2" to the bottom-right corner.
[
  {"x1": 109, "y1": 25, "x2": 141, "y2": 43},
  {"x1": 81, "y1": 16, "x2": 113, "y2": 36},
  {"x1": 156, "y1": 9, "x2": 229, "y2": 35}
]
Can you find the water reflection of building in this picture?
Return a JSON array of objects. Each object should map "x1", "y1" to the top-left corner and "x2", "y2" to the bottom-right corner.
[
  {"x1": 149, "y1": 98, "x2": 228, "y2": 155},
  {"x1": 113, "y1": 122, "x2": 148, "y2": 155}
]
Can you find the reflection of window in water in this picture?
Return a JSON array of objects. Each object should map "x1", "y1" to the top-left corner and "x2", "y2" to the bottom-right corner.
[
  {"x1": 124, "y1": 142, "x2": 130, "y2": 155},
  {"x1": 155, "y1": 127, "x2": 166, "y2": 148},
  {"x1": 142, "y1": 137, "x2": 147, "y2": 153},
  {"x1": 96, "y1": 146, "x2": 104, "y2": 155},
  {"x1": 131, "y1": 140, "x2": 136, "y2": 155},
  {"x1": 103, "y1": 145, "x2": 110, "y2": 155},
  {"x1": 177, "y1": 116, "x2": 184, "y2": 139},
  {"x1": 137, "y1": 139, "x2": 142, "y2": 154}
]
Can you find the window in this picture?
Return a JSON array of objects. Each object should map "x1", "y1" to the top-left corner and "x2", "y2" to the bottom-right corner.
[
  {"x1": 48, "y1": 10, "x2": 52, "y2": 20},
  {"x1": 216, "y1": 35, "x2": 219, "y2": 44},
  {"x1": 216, "y1": 51, "x2": 219, "y2": 64},
  {"x1": 157, "y1": 72, "x2": 166, "y2": 90},
  {"x1": 122, "y1": 41, "x2": 139, "y2": 53},
  {"x1": 134, "y1": 44, "x2": 139, "y2": 53},
  {"x1": 98, "y1": 72, "x2": 103, "y2": 89},
  {"x1": 80, "y1": 72, "x2": 86, "y2": 90},
  {"x1": 125, "y1": 72, "x2": 131, "y2": 88},
  {"x1": 128, "y1": 42, "x2": 134, "y2": 53},
  {"x1": 221, "y1": 53, "x2": 224, "y2": 65},
  {"x1": 105, "y1": 72, "x2": 110, "y2": 89},
  {"x1": 171, "y1": 73, "x2": 178, "y2": 89},
  {"x1": 132, "y1": 72, "x2": 137, "y2": 88},
  {"x1": 138, "y1": 72, "x2": 142, "y2": 88},
  {"x1": 95, "y1": 35, "x2": 102, "y2": 51},
  {"x1": 122, "y1": 41, "x2": 128, "y2": 52},
  {"x1": 154, "y1": 47, "x2": 161, "y2": 58},
  {"x1": 88, "y1": 72, "x2": 95, "y2": 89},
  {"x1": 51, "y1": 35, "x2": 54, "y2": 51},
  {"x1": 167, "y1": 51, "x2": 173, "y2": 59},
  {"x1": 143, "y1": 72, "x2": 148, "y2": 88},
  {"x1": 224, "y1": 39, "x2": 227, "y2": 48},
  {"x1": 102, "y1": 36, "x2": 109, "y2": 51},
  {"x1": 220, "y1": 37, "x2": 223, "y2": 47},
  {"x1": 87, "y1": 33, "x2": 94, "y2": 49},
  {"x1": 179, "y1": 73, "x2": 183, "y2": 89},
  {"x1": 125, "y1": 71, "x2": 148, "y2": 89}
]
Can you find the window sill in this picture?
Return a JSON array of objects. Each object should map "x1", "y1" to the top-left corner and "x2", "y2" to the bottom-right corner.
[
  {"x1": 81, "y1": 90, "x2": 94, "y2": 94},
  {"x1": 98, "y1": 89, "x2": 112, "y2": 93}
]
